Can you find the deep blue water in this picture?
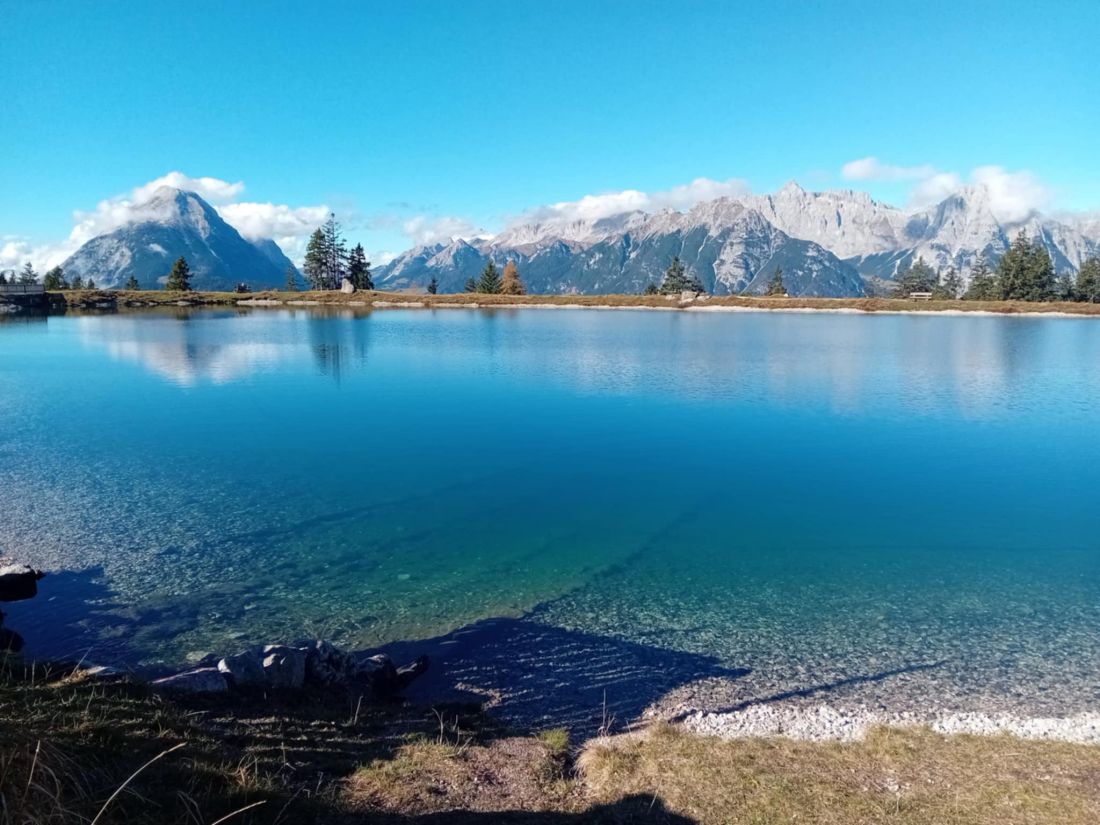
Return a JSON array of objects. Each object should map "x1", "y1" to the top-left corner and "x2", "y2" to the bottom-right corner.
[{"x1": 2, "y1": 307, "x2": 1099, "y2": 717}]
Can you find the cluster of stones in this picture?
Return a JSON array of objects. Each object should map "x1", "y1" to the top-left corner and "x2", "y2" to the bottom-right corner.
[
  {"x1": 0, "y1": 558, "x2": 46, "y2": 652},
  {"x1": 150, "y1": 639, "x2": 429, "y2": 697}
]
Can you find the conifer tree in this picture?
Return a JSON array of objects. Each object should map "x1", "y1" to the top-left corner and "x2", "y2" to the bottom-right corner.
[
  {"x1": 998, "y1": 231, "x2": 1054, "y2": 301},
  {"x1": 303, "y1": 228, "x2": 327, "y2": 290},
  {"x1": 933, "y1": 267, "x2": 963, "y2": 299},
  {"x1": 464, "y1": 277, "x2": 476, "y2": 293},
  {"x1": 427, "y1": 276, "x2": 438, "y2": 294},
  {"x1": 43, "y1": 266, "x2": 67, "y2": 290},
  {"x1": 86, "y1": 279, "x2": 96, "y2": 290},
  {"x1": 643, "y1": 283, "x2": 659, "y2": 295},
  {"x1": 70, "y1": 274, "x2": 84, "y2": 290},
  {"x1": 477, "y1": 261, "x2": 502, "y2": 294},
  {"x1": 963, "y1": 257, "x2": 998, "y2": 300},
  {"x1": 124, "y1": 275, "x2": 140, "y2": 290},
  {"x1": 892, "y1": 257, "x2": 936, "y2": 296},
  {"x1": 347, "y1": 243, "x2": 373, "y2": 290},
  {"x1": 18, "y1": 263, "x2": 37, "y2": 284},
  {"x1": 0, "y1": 272, "x2": 6, "y2": 285},
  {"x1": 165, "y1": 256, "x2": 192, "y2": 291},
  {"x1": 660, "y1": 256, "x2": 688, "y2": 294},
  {"x1": 322, "y1": 214, "x2": 348, "y2": 289},
  {"x1": 765, "y1": 267, "x2": 786, "y2": 296},
  {"x1": 500, "y1": 259, "x2": 525, "y2": 295},
  {"x1": 284, "y1": 265, "x2": 299, "y2": 292},
  {"x1": 1075, "y1": 257, "x2": 1100, "y2": 303}
]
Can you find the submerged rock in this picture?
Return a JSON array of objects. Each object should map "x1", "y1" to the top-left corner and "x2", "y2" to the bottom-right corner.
[
  {"x1": 0, "y1": 561, "x2": 45, "y2": 602},
  {"x1": 151, "y1": 667, "x2": 229, "y2": 695}
]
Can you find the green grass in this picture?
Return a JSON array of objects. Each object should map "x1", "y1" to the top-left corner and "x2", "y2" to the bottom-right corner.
[{"x1": 5, "y1": 657, "x2": 1099, "y2": 824}]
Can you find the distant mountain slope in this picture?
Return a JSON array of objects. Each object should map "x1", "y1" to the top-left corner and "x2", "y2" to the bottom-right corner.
[
  {"x1": 62, "y1": 187, "x2": 295, "y2": 290},
  {"x1": 378, "y1": 182, "x2": 1099, "y2": 297}
]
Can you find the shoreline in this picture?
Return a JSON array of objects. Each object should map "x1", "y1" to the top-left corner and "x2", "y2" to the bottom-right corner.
[{"x1": 35, "y1": 288, "x2": 1100, "y2": 319}]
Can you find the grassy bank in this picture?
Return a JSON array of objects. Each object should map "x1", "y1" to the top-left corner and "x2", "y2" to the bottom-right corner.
[
  {"x1": 4, "y1": 659, "x2": 1099, "y2": 824},
  {"x1": 51, "y1": 288, "x2": 1100, "y2": 316}
]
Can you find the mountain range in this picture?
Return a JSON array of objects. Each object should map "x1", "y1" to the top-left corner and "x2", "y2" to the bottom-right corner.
[
  {"x1": 377, "y1": 182, "x2": 1100, "y2": 296},
  {"x1": 61, "y1": 187, "x2": 296, "y2": 290},
  {"x1": 59, "y1": 183, "x2": 1100, "y2": 297}
]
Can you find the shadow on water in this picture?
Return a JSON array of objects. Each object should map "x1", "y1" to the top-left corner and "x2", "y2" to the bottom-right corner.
[
  {"x1": 362, "y1": 797, "x2": 697, "y2": 824},
  {"x1": 378, "y1": 616, "x2": 751, "y2": 738}
]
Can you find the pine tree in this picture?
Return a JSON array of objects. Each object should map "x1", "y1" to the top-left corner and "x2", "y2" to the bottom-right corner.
[
  {"x1": 86, "y1": 279, "x2": 96, "y2": 290},
  {"x1": 322, "y1": 214, "x2": 348, "y2": 290},
  {"x1": 284, "y1": 265, "x2": 299, "y2": 292},
  {"x1": 303, "y1": 228, "x2": 327, "y2": 290},
  {"x1": 963, "y1": 257, "x2": 998, "y2": 300},
  {"x1": 124, "y1": 275, "x2": 140, "y2": 290},
  {"x1": 70, "y1": 274, "x2": 84, "y2": 290},
  {"x1": 427, "y1": 276, "x2": 438, "y2": 295},
  {"x1": 659, "y1": 256, "x2": 688, "y2": 294},
  {"x1": 464, "y1": 277, "x2": 476, "y2": 293},
  {"x1": 1075, "y1": 257, "x2": 1100, "y2": 303},
  {"x1": 43, "y1": 266, "x2": 67, "y2": 290},
  {"x1": 643, "y1": 283, "x2": 659, "y2": 295},
  {"x1": 933, "y1": 267, "x2": 963, "y2": 299},
  {"x1": 892, "y1": 257, "x2": 937, "y2": 296},
  {"x1": 500, "y1": 259, "x2": 525, "y2": 295},
  {"x1": 477, "y1": 261, "x2": 502, "y2": 294},
  {"x1": 0, "y1": 272, "x2": 7, "y2": 285},
  {"x1": 998, "y1": 231, "x2": 1054, "y2": 302},
  {"x1": 18, "y1": 263, "x2": 37, "y2": 284},
  {"x1": 347, "y1": 243, "x2": 373, "y2": 290},
  {"x1": 765, "y1": 267, "x2": 786, "y2": 296},
  {"x1": 165, "y1": 256, "x2": 192, "y2": 291}
]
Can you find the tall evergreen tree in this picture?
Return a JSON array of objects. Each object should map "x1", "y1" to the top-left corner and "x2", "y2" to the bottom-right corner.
[
  {"x1": 69, "y1": 274, "x2": 84, "y2": 290},
  {"x1": 284, "y1": 265, "x2": 299, "y2": 292},
  {"x1": 18, "y1": 263, "x2": 37, "y2": 284},
  {"x1": 998, "y1": 231, "x2": 1054, "y2": 301},
  {"x1": 464, "y1": 276, "x2": 476, "y2": 293},
  {"x1": 500, "y1": 259, "x2": 525, "y2": 295},
  {"x1": 322, "y1": 214, "x2": 348, "y2": 290},
  {"x1": 303, "y1": 228, "x2": 327, "y2": 290},
  {"x1": 43, "y1": 266, "x2": 67, "y2": 290},
  {"x1": 124, "y1": 275, "x2": 140, "y2": 290},
  {"x1": 427, "y1": 276, "x2": 438, "y2": 295},
  {"x1": 765, "y1": 267, "x2": 786, "y2": 296},
  {"x1": 86, "y1": 279, "x2": 96, "y2": 290},
  {"x1": 892, "y1": 257, "x2": 937, "y2": 296},
  {"x1": 347, "y1": 243, "x2": 373, "y2": 290},
  {"x1": 0, "y1": 272, "x2": 7, "y2": 285},
  {"x1": 477, "y1": 261, "x2": 502, "y2": 294},
  {"x1": 165, "y1": 256, "x2": 192, "y2": 291},
  {"x1": 1075, "y1": 257, "x2": 1100, "y2": 303},
  {"x1": 933, "y1": 267, "x2": 963, "y2": 299},
  {"x1": 963, "y1": 257, "x2": 998, "y2": 300},
  {"x1": 658, "y1": 256, "x2": 696, "y2": 294}
]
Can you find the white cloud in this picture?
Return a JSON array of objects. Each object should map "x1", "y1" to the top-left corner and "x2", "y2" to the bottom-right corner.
[
  {"x1": 401, "y1": 215, "x2": 485, "y2": 245},
  {"x1": 132, "y1": 172, "x2": 244, "y2": 205},
  {"x1": 841, "y1": 156, "x2": 938, "y2": 182},
  {"x1": 16, "y1": 172, "x2": 330, "y2": 270},
  {"x1": 844, "y1": 157, "x2": 1053, "y2": 221},
  {"x1": 512, "y1": 176, "x2": 751, "y2": 227},
  {"x1": 970, "y1": 165, "x2": 1051, "y2": 223}
]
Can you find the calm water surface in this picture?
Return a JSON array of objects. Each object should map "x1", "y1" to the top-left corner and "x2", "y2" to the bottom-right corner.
[{"x1": 2, "y1": 307, "x2": 1098, "y2": 719}]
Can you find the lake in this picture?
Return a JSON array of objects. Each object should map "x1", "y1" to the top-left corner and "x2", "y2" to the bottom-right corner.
[{"x1": 2, "y1": 306, "x2": 1099, "y2": 728}]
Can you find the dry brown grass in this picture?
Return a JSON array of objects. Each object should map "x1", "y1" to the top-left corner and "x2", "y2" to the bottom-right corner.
[
  {"x1": 578, "y1": 723, "x2": 1100, "y2": 825},
  {"x1": 54, "y1": 288, "x2": 1100, "y2": 316}
]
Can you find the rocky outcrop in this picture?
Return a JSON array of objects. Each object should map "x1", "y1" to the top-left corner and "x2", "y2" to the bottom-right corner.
[
  {"x1": 0, "y1": 557, "x2": 46, "y2": 653},
  {"x1": 151, "y1": 639, "x2": 429, "y2": 698}
]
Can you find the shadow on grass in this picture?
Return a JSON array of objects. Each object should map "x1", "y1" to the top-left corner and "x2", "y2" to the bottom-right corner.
[
  {"x1": 378, "y1": 616, "x2": 751, "y2": 738},
  {"x1": 360, "y1": 796, "x2": 697, "y2": 823}
]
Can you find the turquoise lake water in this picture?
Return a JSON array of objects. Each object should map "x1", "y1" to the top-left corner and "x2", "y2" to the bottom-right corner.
[{"x1": 2, "y1": 307, "x2": 1099, "y2": 722}]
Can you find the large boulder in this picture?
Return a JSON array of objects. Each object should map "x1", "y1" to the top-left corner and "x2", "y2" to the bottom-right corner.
[
  {"x1": 0, "y1": 562, "x2": 45, "y2": 602},
  {"x1": 262, "y1": 645, "x2": 307, "y2": 690},
  {"x1": 302, "y1": 639, "x2": 354, "y2": 686},
  {"x1": 151, "y1": 668, "x2": 229, "y2": 695},
  {"x1": 218, "y1": 650, "x2": 266, "y2": 689}
]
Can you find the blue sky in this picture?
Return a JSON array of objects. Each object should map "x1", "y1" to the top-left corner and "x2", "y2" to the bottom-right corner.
[{"x1": 3, "y1": 0, "x2": 1098, "y2": 267}]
